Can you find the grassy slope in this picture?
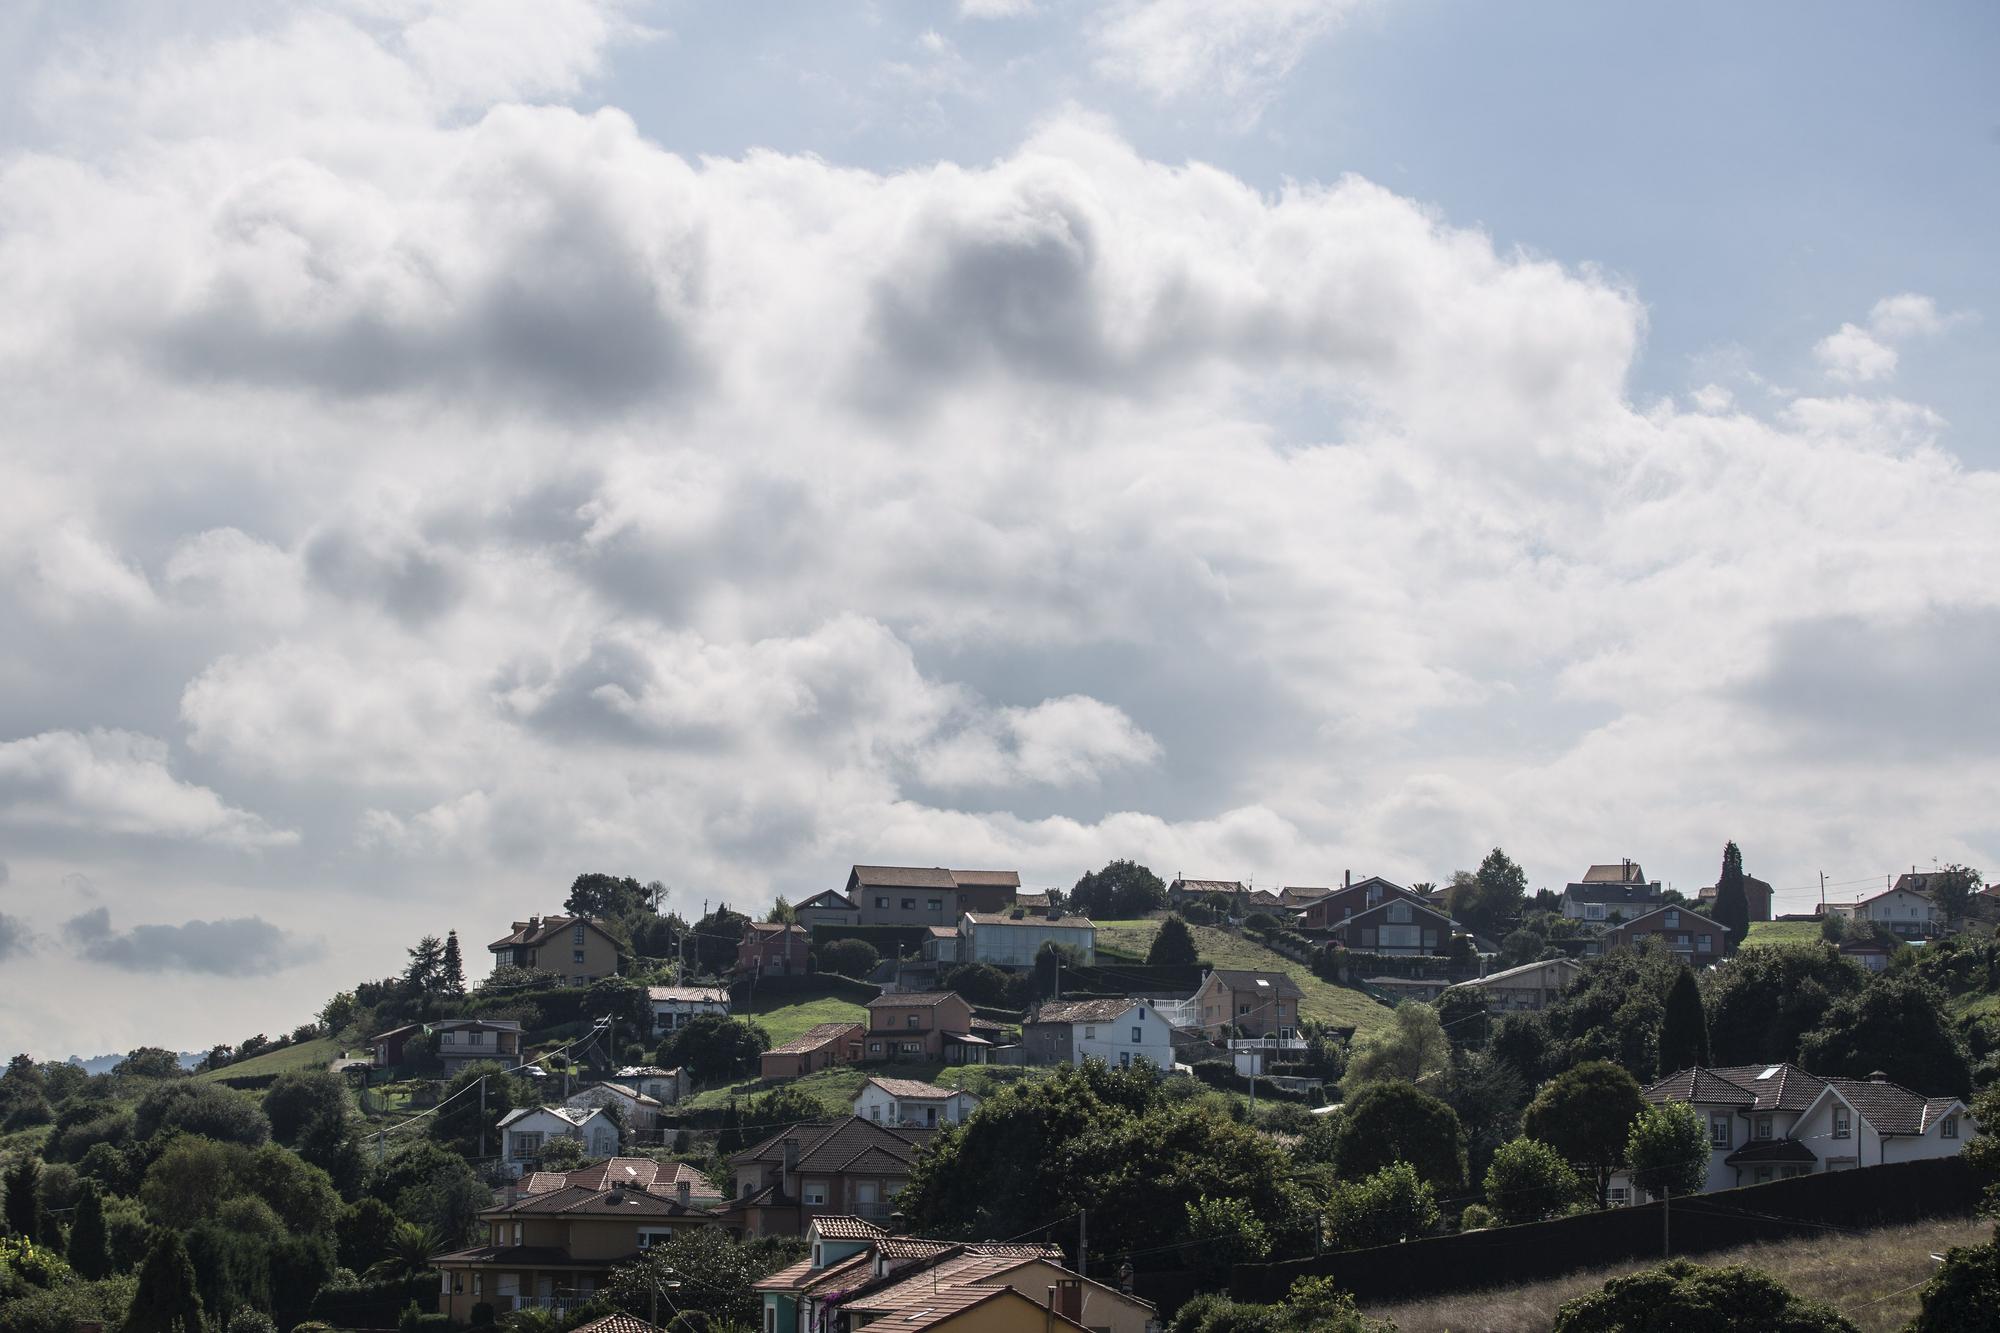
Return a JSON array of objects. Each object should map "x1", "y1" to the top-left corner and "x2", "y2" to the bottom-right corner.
[
  {"x1": 1741, "y1": 920, "x2": 1825, "y2": 950},
  {"x1": 738, "y1": 993, "x2": 871, "y2": 1048},
  {"x1": 680, "y1": 1060, "x2": 1023, "y2": 1115},
  {"x1": 192, "y1": 1035, "x2": 349, "y2": 1083},
  {"x1": 1360, "y1": 1214, "x2": 1985, "y2": 1333},
  {"x1": 1092, "y1": 920, "x2": 1391, "y2": 1036}
]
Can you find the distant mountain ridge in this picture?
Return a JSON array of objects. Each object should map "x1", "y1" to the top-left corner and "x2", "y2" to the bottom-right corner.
[{"x1": 64, "y1": 1051, "x2": 205, "y2": 1075}]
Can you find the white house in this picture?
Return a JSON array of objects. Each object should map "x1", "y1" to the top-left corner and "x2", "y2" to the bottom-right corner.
[
  {"x1": 564, "y1": 1082, "x2": 666, "y2": 1134},
  {"x1": 497, "y1": 1105, "x2": 621, "y2": 1177},
  {"x1": 957, "y1": 908, "x2": 1097, "y2": 969},
  {"x1": 851, "y1": 1076, "x2": 981, "y2": 1129},
  {"x1": 1851, "y1": 887, "x2": 1940, "y2": 939},
  {"x1": 615, "y1": 1065, "x2": 690, "y2": 1104},
  {"x1": 1609, "y1": 1064, "x2": 1974, "y2": 1204},
  {"x1": 647, "y1": 985, "x2": 732, "y2": 1034},
  {"x1": 1022, "y1": 998, "x2": 1176, "y2": 1071}
]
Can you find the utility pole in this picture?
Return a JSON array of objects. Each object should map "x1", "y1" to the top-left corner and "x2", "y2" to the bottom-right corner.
[
  {"x1": 1820, "y1": 872, "x2": 1827, "y2": 913},
  {"x1": 1077, "y1": 1210, "x2": 1087, "y2": 1279},
  {"x1": 1662, "y1": 1188, "x2": 1670, "y2": 1259},
  {"x1": 478, "y1": 1075, "x2": 487, "y2": 1160}
]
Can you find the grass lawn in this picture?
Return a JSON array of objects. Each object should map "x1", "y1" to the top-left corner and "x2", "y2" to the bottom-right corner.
[
  {"x1": 680, "y1": 1058, "x2": 1053, "y2": 1117},
  {"x1": 738, "y1": 992, "x2": 871, "y2": 1048},
  {"x1": 1092, "y1": 920, "x2": 1391, "y2": 1036},
  {"x1": 1361, "y1": 1214, "x2": 1984, "y2": 1333},
  {"x1": 193, "y1": 1035, "x2": 350, "y2": 1083},
  {"x1": 1741, "y1": 920, "x2": 1826, "y2": 950}
]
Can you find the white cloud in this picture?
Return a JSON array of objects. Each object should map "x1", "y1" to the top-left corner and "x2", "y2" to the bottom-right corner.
[
  {"x1": 0, "y1": 730, "x2": 297, "y2": 848},
  {"x1": 920, "y1": 695, "x2": 1163, "y2": 789},
  {"x1": 960, "y1": 0, "x2": 1038, "y2": 17},
  {"x1": 1813, "y1": 291, "x2": 1970, "y2": 383},
  {"x1": 62, "y1": 904, "x2": 325, "y2": 975},
  {"x1": 1091, "y1": 0, "x2": 1370, "y2": 117}
]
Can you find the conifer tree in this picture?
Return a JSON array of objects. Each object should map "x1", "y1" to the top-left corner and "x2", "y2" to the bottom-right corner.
[
  {"x1": 122, "y1": 1230, "x2": 205, "y2": 1333},
  {"x1": 1658, "y1": 968, "x2": 1710, "y2": 1074},
  {"x1": 67, "y1": 1180, "x2": 110, "y2": 1279},
  {"x1": 1147, "y1": 915, "x2": 1199, "y2": 967},
  {"x1": 718, "y1": 1100, "x2": 744, "y2": 1156},
  {"x1": 440, "y1": 931, "x2": 466, "y2": 997},
  {"x1": 2, "y1": 1153, "x2": 41, "y2": 1242},
  {"x1": 1713, "y1": 842, "x2": 1750, "y2": 947}
]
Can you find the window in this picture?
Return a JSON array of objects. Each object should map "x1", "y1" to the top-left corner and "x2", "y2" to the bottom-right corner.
[
  {"x1": 765, "y1": 1306, "x2": 776, "y2": 1333},
  {"x1": 1584, "y1": 903, "x2": 1607, "y2": 921},
  {"x1": 802, "y1": 1184, "x2": 827, "y2": 1206},
  {"x1": 638, "y1": 1228, "x2": 674, "y2": 1249},
  {"x1": 1943, "y1": 1116, "x2": 1959, "y2": 1139},
  {"x1": 440, "y1": 1032, "x2": 454, "y2": 1045},
  {"x1": 1387, "y1": 901, "x2": 1411, "y2": 924},
  {"x1": 573, "y1": 950, "x2": 586, "y2": 965},
  {"x1": 868, "y1": 1105, "x2": 881, "y2": 1122},
  {"x1": 1131, "y1": 1026, "x2": 1143, "y2": 1043},
  {"x1": 574, "y1": 923, "x2": 587, "y2": 946},
  {"x1": 1755, "y1": 1115, "x2": 1772, "y2": 1141},
  {"x1": 1833, "y1": 1106, "x2": 1851, "y2": 1139},
  {"x1": 868, "y1": 1041, "x2": 883, "y2": 1054},
  {"x1": 1119, "y1": 1052, "x2": 1132, "y2": 1069},
  {"x1": 901, "y1": 1041, "x2": 923, "y2": 1055},
  {"x1": 928, "y1": 898, "x2": 943, "y2": 911},
  {"x1": 1237, "y1": 1003, "x2": 1251, "y2": 1016},
  {"x1": 875, "y1": 896, "x2": 889, "y2": 909},
  {"x1": 906, "y1": 1014, "x2": 920, "y2": 1029},
  {"x1": 1697, "y1": 935, "x2": 1713, "y2": 954},
  {"x1": 512, "y1": 1223, "x2": 523, "y2": 1246},
  {"x1": 1607, "y1": 1186, "x2": 1628, "y2": 1205},
  {"x1": 472, "y1": 1276, "x2": 482, "y2": 1296},
  {"x1": 901, "y1": 898, "x2": 916, "y2": 910},
  {"x1": 1708, "y1": 1114, "x2": 1731, "y2": 1148},
  {"x1": 1665, "y1": 910, "x2": 1679, "y2": 927},
  {"x1": 1084, "y1": 1026, "x2": 1096, "y2": 1039},
  {"x1": 1753, "y1": 1167, "x2": 1773, "y2": 1184},
  {"x1": 513, "y1": 1132, "x2": 545, "y2": 1158}
]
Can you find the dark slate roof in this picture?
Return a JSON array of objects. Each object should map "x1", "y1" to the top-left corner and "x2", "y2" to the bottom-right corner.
[
  {"x1": 851, "y1": 865, "x2": 959, "y2": 889},
  {"x1": 1824, "y1": 1077, "x2": 1958, "y2": 1136},
  {"x1": 1724, "y1": 1137, "x2": 1818, "y2": 1166},
  {"x1": 487, "y1": 915, "x2": 613, "y2": 950},
  {"x1": 1206, "y1": 969, "x2": 1305, "y2": 999},
  {"x1": 1563, "y1": 883, "x2": 1663, "y2": 906},
  {"x1": 730, "y1": 1116, "x2": 934, "y2": 1175},
  {"x1": 486, "y1": 1184, "x2": 723, "y2": 1219},
  {"x1": 1706, "y1": 1064, "x2": 1827, "y2": 1113},
  {"x1": 1030, "y1": 998, "x2": 1142, "y2": 1025},
  {"x1": 1645, "y1": 1068, "x2": 1759, "y2": 1107},
  {"x1": 797, "y1": 889, "x2": 857, "y2": 909},
  {"x1": 433, "y1": 1245, "x2": 598, "y2": 1268},
  {"x1": 950, "y1": 870, "x2": 1022, "y2": 888}
]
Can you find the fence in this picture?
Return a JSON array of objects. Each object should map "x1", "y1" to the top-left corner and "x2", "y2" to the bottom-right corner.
[{"x1": 1231, "y1": 1156, "x2": 1983, "y2": 1306}]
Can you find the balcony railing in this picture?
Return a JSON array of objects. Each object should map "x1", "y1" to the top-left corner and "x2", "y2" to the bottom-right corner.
[
  {"x1": 500, "y1": 1296, "x2": 590, "y2": 1315},
  {"x1": 1227, "y1": 1035, "x2": 1307, "y2": 1052}
]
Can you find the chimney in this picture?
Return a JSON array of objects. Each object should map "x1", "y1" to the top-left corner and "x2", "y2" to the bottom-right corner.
[
  {"x1": 1344, "y1": 869, "x2": 1351, "y2": 888},
  {"x1": 1868, "y1": 1070, "x2": 1890, "y2": 1083},
  {"x1": 677, "y1": 1180, "x2": 691, "y2": 1206},
  {"x1": 1055, "y1": 1281, "x2": 1082, "y2": 1323}
]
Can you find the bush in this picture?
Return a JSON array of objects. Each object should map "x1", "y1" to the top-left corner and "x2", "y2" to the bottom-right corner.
[
  {"x1": 1459, "y1": 1203, "x2": 1493, "y2": 1231},
  {"x1": 471, "y1": 1301, "x2": 496, "y2": 1326},
  {"x1": 1483, "y1": 1137, "x2": 1585, "y2": 1225},
  {"x1": 1325, "y1": 1162, "x2": 1439, "y2": 1250},
  {"x1": 816, "y1": 938, "x2": 880, "y2": 978},
  {"x1": 1244, "y1": 912, "x2": 1281, "y2": 932},
  {"x1": 1191, "y1": 1060, "x2": 1237, "y2": 1090},
  {"x1": 1552, "y1": 1259, "x2": 1858, "y2": 1332}
]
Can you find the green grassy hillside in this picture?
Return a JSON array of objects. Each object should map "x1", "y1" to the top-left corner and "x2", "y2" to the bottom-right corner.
[
  {"x1": 738, "y1": 992, "x2": 871, "y2": 1048},
  {"x1": 1741, "y1": 919, "x2": 1826, "y2": 950},
  {"x1": 1093, "y1": 920, "x2": 1391, "y2": 1035},
  {"x1": 681, "y1": 1059, "x2": 1020, "y2": 1116},
  {"x1": 193, "y1": 1035, "x2": 349, "y2": 1083}
]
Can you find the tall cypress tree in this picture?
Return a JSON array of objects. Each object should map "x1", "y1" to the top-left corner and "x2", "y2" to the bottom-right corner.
[
  {"x1": 1658, "y1": 969, "x2": 1710, "y2": 1074},
  {"x1": 67, "y1": 1180, "x2": 110, "y2": 1279},
  {"x1": 2, "y1": 1153, "x2": 41, "y2": 1242},
  {"x1": 122, "y1": 1230, "x2": 205, "y2": 1333},
  {"x1": 440, "y1": 931, "x2": 467, "y2": 997},
  {"x1": 1712, "y1": 841, "x2": 1750, "y2": 948}
]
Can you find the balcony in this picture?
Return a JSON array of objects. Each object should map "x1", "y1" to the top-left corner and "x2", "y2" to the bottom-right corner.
[
  {"x1": 1227, "y1": 1033, "x2": 1307, "y2": 1052},
  {"x1": 499, "y1": 1296, "x2": 590, "y2": 1316}
]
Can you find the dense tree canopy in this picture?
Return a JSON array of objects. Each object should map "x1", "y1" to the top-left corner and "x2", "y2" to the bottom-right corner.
[
  {"x1": 1324, "y1": 1162, "x2": 1439, "y2": 1250},
  {"x1": 1796, "y1": 974, "x2": 1971, "y2": 1096},
  {"x1": 1712, "y1": 841, "x2": 1750, "y2": 945},
  {"x1": 1148, "y1": 915, "x2": 1200, "y2": 967},
  {"x1": 1553, "y1": 1259, "x2": 1857, "y2": 1332},
  {"x1": 1523, "y1": 1060, "x2": 1646, "y2": 1208},
  {"x1": 1342, "y1": 1003, "x2": 1449, "y2": 1096},
  {"x1": 1658, "y1": 968, "x2": 1710, "y2": 1074},
  {"x1": 1069, "y1": 860, "x2": 1168, "y2": 919},
  {"x1": 1332, "y1": 1082, "x2": 1466, "y2": 1190},
  {"x1": 655, "y1": 1015, "x2": 771, "y2": 1083},
  {"x1": 1483, "y1": 1137, "x2": 1584, "y2": 1224},
  {"x1": 1446, "y1": 848, "x2": 1529, "y2": 939},
  {"x1": 1626, "y1": 1102, "x2": 1708, "y2": 1200},
  {"x1": 1702, "y1": 942, "x2": 1867, "y2": 1068}
]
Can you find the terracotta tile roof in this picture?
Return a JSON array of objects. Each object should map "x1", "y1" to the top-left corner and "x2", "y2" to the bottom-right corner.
[
  {"x1": 876, "y1": 1237, "x2": 958, "y2": 1261},
  {"x1": 1173, "y1": 878, "x2": 1245, "y2": 893},
  {"x1": 570, "y1": 1315, "x2": 665, "y2": 1333},
  {"x1": 487, "y1": 915, "x2": 611, "y2": 950},
  {"x1": 746, "y1": 921, "x2": 808, "y2": 938},
  {"x1": 851, "y1": 866, "x2": 960, "y2": 889},
  {"x1": 766, "y1": 1021, "x2": 864, "y2": 1057},
  {"x1": 526, "y1": 1159, "x2": 720, "y2": 1199},
  {"x1": 1029, "y1": 998, "x2": 1141, "y2": 1025},
  {"x1": 864, "y1": 1076, "x2": 963, "y2": 1100},
  {"x1": 754, "y1": 1249, "x2": 872, "y2": 1294},
  {"x1": 647, "y1": 986, "x2": 731, "y2": 1004},
  {"x1": 950, "y1": 870, "x2": 1022, "y2": 888},
  {"x1": 812, "y1": 1215, "x2": 889, "y2": 1240},
  {"x1": 867, "y1": 991, "x2": 965, "y2": 1008},
  {"x1": 1280, "y1": 886, "x2": 1334, "y2": 903}
]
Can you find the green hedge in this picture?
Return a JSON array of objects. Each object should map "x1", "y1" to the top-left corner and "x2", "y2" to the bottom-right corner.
[{"x1": 807, "y1": 924, "x2": 933, "y2": 955}]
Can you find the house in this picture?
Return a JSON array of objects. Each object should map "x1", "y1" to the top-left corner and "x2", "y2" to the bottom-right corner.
[
  {"x1": 497, "y1": 1106, "x2": 622, "y2": 1177},
  {"x1": 728, "y1": 1117, "x2": 936, "y2": 1235},
  {"x1": 1022, "y1": 998, "x2": 1175, "y2": 1070},
  {"x1": 853, "y1": 1076, "x2": 981, "y2": 1128},
  {"x1": 489, "y1": 915, "x2": 622, "y2": 986},
  {"x1": 1440, "y1": 957, "x2": 1581, "y2": 1013},
  {"x1": 1560, "y1": 881, "x2": 1663, "y2": 925},
  {"x1": 863, "y1": 992, "x2": 987, "y2": 1063},
  {"x1": 1849, "y1": 886, "x2": 1940, "y2": 939},
  {"x1": 760, "y1": 1022, "x2": 866, "y2": 1080},
  {"x1": 737, "y1": 922, "x2": 811, "y2": 977},
  {"x1": 754, "y1": 1216, "x2": 885, "y2": 1333},
  {"x1": 432, "y1": 1158, "x2": 725, "y2": 1321},
  {"x1": 1838, "y1": 937, "x2": 1897, "y2": 973},
  {"x1": 920, "y1": 926, "x2": 959, "y2": 964},
  {"x1": 614, "y1": 1066, "x2": 689, "y2": 1105},
  {"x1": 1603, "y1": 904, "x2": 1730, "y2": 962},
  {"x1": 1012, "y1": 890, "x2": 1056, "y2": 910},
  {"x1": 846, "y1": 866, "x2": 1021, "y2": 927},
  {"x1": 1296, "y1": 877, "x2": 1425, "y2": 931},
  {"x1": 1279, "y1": 885, "x2": 1333, "y2": 908},
  {"x1": 794, "y1": 890, "x2": 861, "y2": 930},
  {"x1": 1243, "y1": 888, "x2": 1287, "y2": 913},
  {"x1": 433, "y1": 1019, "x2": 526, "y2": 1073},
  {"x1": 957, "y1": 908, "x2": 1097, "y2": 969},
  {"x1": 1193, "y1": 969, "x2": 1304, "y2": 1038},
  {"x1": 564, "y1": 1083, "x2": 666, "y2": 1135},
  {"x1": 1610, "y1": 1064, "x2": 1975, "y2": 1204},
  {"x1": 369, "y1": 1023, "x2": 425, "y2": 1067},
  {"x1": 1697, "y1": 875, "x2": 1775, "y2": 923},
  {"x1": 647, "y1": 985, "x2": 731, "y2": 1034},
  {"x1": 1322, "y1": 894, "x2": 1457, "y2": 956},
  {"x1": 1168, "y1": 877, "x2": 1246, "y2": 909}
]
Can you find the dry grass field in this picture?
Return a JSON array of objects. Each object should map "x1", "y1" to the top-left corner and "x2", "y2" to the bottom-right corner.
[{"x1": 1359, "y1": 1214, "x2": 1989, "y2": 1333}]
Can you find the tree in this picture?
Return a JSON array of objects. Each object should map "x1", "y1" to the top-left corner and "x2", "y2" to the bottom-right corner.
[
  {"x1": 336, "y1": 1197, "x2": 401, "y2": 1273},
  {"x1": 1522, "y1": 1060, "x2": 1646, "y2": 1208},
  {"x1": 429, "y1": 1062, "x2": 529, "y2": 1157},
  {"x1": 1658, "y1": 968, "x2": 1710, "y2": 1073},
  {"x1": 369, "y1": 1141, "x2": 491, "y2": 1244},
  {"x1": 1483, "y1": 1137, "x2": 1584, "y2": 1225},
  {"x1": 1626, "y1": 1102, "x2": 1708, "y2": 1201},
  {"x1": 1148, "y1": 915, "x2": 1200, "y2": 967},
  {"x1": 1325, "y1": 1162, "x2": 1439, "y2": 1250},
  {"x1": 717, "y1": 1100, "x2": 745, "y2": 1156},
  {"x1": 136, "y1": 1081, "x2": 271, "y2": 1147},
  {"x1": 1703, "y1": 942, "x2": 1867, "y2": 1068},
  {"x1": 113, "y1": 1048, "x2": 187, "y2": 1080},
  {"x1": 565, "y1": 873, "x2": 648, "y2": 923},
  {"x1": 1444, "y1": 1050, "x2": 1527, "y2": 1187},
  {"x1": 1911, "y1": 1226, "x2": 2000, "y2": 1332},
  {"x1": 1183, "y1": 1196, "x2": 1270, "y2": 1287},
  {"x1": 1552, "y1": 1259, "x2": 1857, "y2": 1332},
  {"x1": 1447, "y1": 849, "x2": 1529, "y2": 939},
  {"x1": 366, "y1": 1222, "x2": 446, "y2": 1281},
  {"x1": 817, "y1": 937, "x2": 880, "y2": 978},
  {"x1": 66, "y1": 1180, "x2": 110, "y2": 1279},
  {"x1": 1332, "y1": 1082, "x2": 1466, "y2": 1190},
  {"x1": 1932, "y1": 864, "x2": 1983, "y2": 926},
  {"x1": 440, "y1": 931, "x2": 467, "y2": 996},
  {"x1": 1712, "y1": 842, "x2": 1751, "y2": 947},
  {"x1": 4, "y1": 1153, "x2": 44, "y2": 1241},
  {"x1": 750, "y1": 1084, "x2": 827, "y2": 1129},
  {"x1": 1069, "y1": 860, "x2": 1167, "y2": 919},
  {"x1": 766, "y1": 896, "x2": 795, "y2": 924},
  {"x1": 122, "y1": 1229, "x2": 206, "y2": 1333},
  {"x1": 1797, "y1": 975, "x2": 1970, "y2": 1096},
  {"x1": 605, "y1": 1227, "x2": 797, "y2": 1328},
  {"x1": 263, "y1": 1071, "x2": 351, "y2": 1147},
  {"x1": 1433, "y1": 987, "x2": 1492, "y2": 1050},
  {"x1": 1342, "y1": 1002, "x2": 1449, "y2": 1096},
  {"x1": 656, "y1": 1015, "x2": 771, "y2": 1083}
]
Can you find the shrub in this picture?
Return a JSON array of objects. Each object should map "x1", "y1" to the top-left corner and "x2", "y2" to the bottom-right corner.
[
  {"x1": 1483, "y1": 1137, "x2": 1585, "y2": 1225},
  {"x1": 816, "y1": 938, "x2": 880, "y2": 978},
  {"x1": 1325, "y1": 1162, "x2": 1439, "y2": 1250},
  {"x1": 471, "y1": 1301, "x2": 496, "y2": 1326},
  {"x1": 1459, "y1": 1203, "x2": 1493, "y2": 1231},
  {"x1": 1552, "y1": 1259, "x2": 1857, "y2": 1332}
]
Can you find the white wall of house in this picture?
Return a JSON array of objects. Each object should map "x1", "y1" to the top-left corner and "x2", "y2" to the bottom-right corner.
[
  {"x1": 564, "y1": 1085, "x2": 661, "y2": 1131},
  {"x1": 958, "y1": 915, "x2": 1097, "y2": 968},
  {"x1": 1859, "y1": 890, "x2": 1937, "y2": 934},
  {"x1": 852, "y1": 1083, "x2": 979, "y2": 1127},
  {"x1": 1070, "y1": 1003, "x2": 1174, "y2": 1070},
  {"x1": 649, "y1": 995, "x2": 730, "y2": 1033},
  {"x1": 1793, "y1": 1091, "x2": 1971, "y2": 1170},
  {"x1": 499, "y1": 1108, "x2": 620, "y2": 1177}
]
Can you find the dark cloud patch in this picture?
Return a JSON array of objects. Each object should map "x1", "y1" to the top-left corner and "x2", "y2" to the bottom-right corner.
[
  {"x1": 510, "y1": 636, "x2": 729, "y2": 749},
  {"x1": 305, "y1": 527, "x2": 466, "y2": 625},
  {"x1": 61, "y1": 906, "x2": 324, "y2": 976},
  {"x1": 573, "y1": 473, "x2": 819, "y2": 621},
  {"x1": 144, "y1": 191, "x2": 701, "y2": 418},
  {"x1": 1741, "y1": 608, "x2": 2000, "y2": 757},
  {"x1": 0, "y1": 911, "x2": 32, "y2": 960}
]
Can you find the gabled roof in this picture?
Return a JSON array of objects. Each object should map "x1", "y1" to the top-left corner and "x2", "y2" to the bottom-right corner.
[
  {"x1": 754, "y1": 1248, "x2": 874, "y2": 1295},
  {"x1": 522, "y1": 1157, "x2": 717, "y2": 1198},
  {"x1": 497, "y1": 1104, "x2": 611, "y2": 1130},
  {"x1": 1581, "y1": 862, "x2": 1651, "y2": 884},
  {"x1": 1614, "y1": 903, "x2": 1725, "y2": 934},
  {"x1": 797, "y1": 889, "x2": 858, "y2": 910},
  {"x1": 863, "y1": 1076, "x2": 967, "y2": 1101},
  {"x1": 950, "y1": 870, "x2": 1022, "y2": 889},
  {"x1": 568, "y1": 1082, "x2": 663, "y2": 1109},
  {"x1": 646, "y1": 986, "x2": 730, "y2": 1004},
  {"x1": 1705, "y1": 1064, "x2": 1826, "y2": 1113},
  {"x1": 1280, "y1": 886, "x2": 1334, "y2": 903},
  {"x1": 1814, "y1": 1077, "x2": 1965, "y2": 1136},
  {"x1": 1204, "y1": 969, "x2": 1305, "y2": 999},
  {"x1": 866, "y1": 991, "x2": 966, "y2": 1009},
  {"x1": 745, "y1": 921, "x2": 808, "y2": 938},
  {"x1": 851, "y1": 865, "x2": 959, "y2": 889},
  {"x1": 1330, "y1": 896, "x2": 1454, "y2": 928},
  {"x1": 486, "y1": 1182, "x2": 723, "y2": 1219},
  {"x1": 432, "y1": 1017, "x2": 524, "y2": 1033},
  {"x1": 1443, "y1": 957, "x2": 1582, "y2": 991},
  {"x1": 570, "y1": 1316, "x2": 666, "y2": 1333},
  {"x1": 811, "y1": 1215, "x2": 888, "y2": 1241},
  {"x1": 730, "y1": 1116, "x2": 934, "y2": 1176},
  {"x1": 488, "y1": 914, "x2": 617, "y2": 951},
  {"x1": 765, "y1": 1021, "x2": 864, "y2": 1057},
  {"x1": 1644, "y1": 1068, "x2": 1760, "y2": 1107},
  {"x1": 1172, "y1": 877, "x2": 1246, "y2": 894},
  {"x1": 1029, "y1": 998, "x2": 1143, "y2": 1025},
  {"x1": 1564, "y1": 882, "x2": 1663, "y2": 906}
]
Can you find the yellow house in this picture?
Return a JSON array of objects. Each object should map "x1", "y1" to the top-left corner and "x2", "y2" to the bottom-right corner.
[{"x1": 488, "y1": 915, "x2": 622, "y2": 986}]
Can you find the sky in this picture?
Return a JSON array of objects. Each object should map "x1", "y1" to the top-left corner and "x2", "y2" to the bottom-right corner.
[{"x1": 1, "y1": 0, "x2": 1996, "y2": 1060}]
